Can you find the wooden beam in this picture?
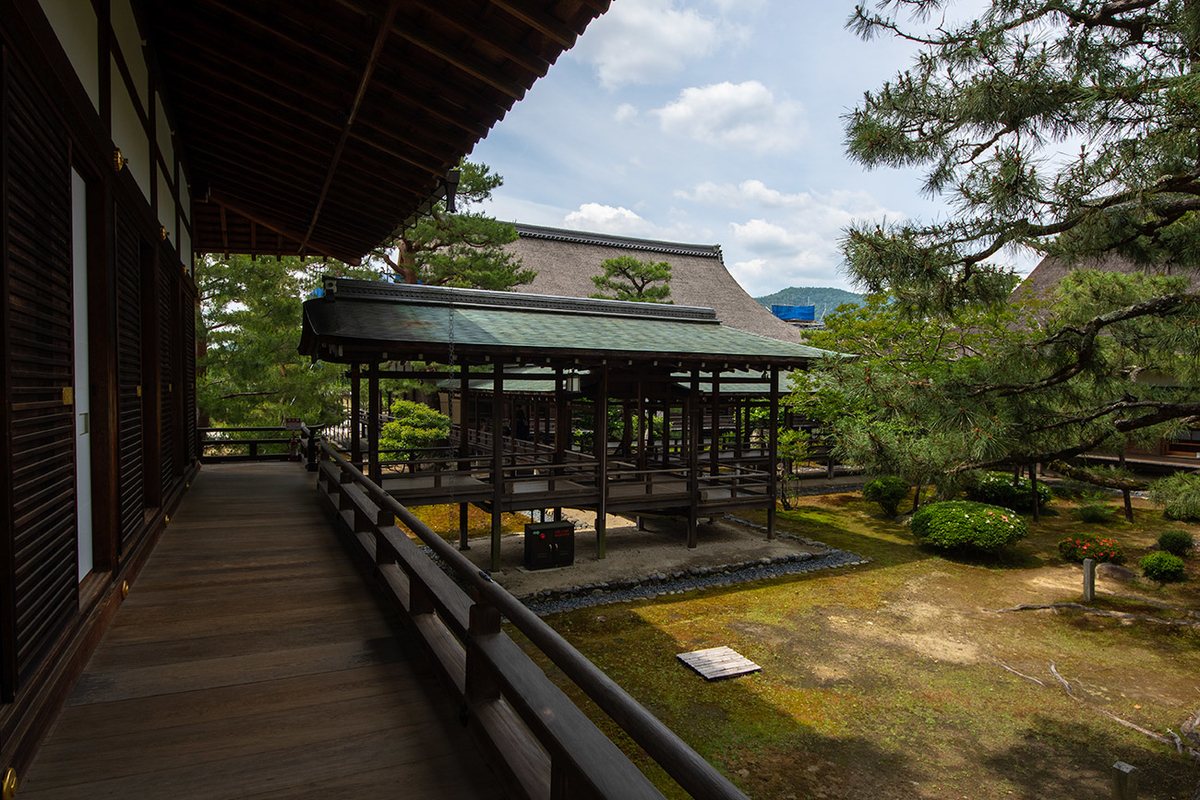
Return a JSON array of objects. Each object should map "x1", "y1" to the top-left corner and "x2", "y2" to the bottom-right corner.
[
  {"x1": 767, "y1": 366, "x2": 779, "y2": 540},
  {"x1": 350, "y1": 364, "x2": 362, "y2": 468},
  {"x1": 368, "y1": 362, "x2": 381, "y2": 484},
  {"x1": 490, "y1": 0, "x2": 579, "y2": 47},
  {"x1": 594, "y1": 363, "x2": 608, "y2": 560},
  {"x1": 300, "y1": 0, "x2": 402, "y2": 252}
]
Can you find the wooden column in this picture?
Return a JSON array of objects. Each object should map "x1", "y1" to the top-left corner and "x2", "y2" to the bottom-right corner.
[
  {"x1": 490, "y1": 362, "x2": 504, "y2": 572},
  {"x1": 594, "y1": 363, "x2": 609, "y2": 559},
  {"x1": 767, "y1": 366, "x2": 779, "y2": 540},
  {"x1": 350, "y1": 363, "x2": 361, "y2": 469},
  {"x1": 553, "y1": 368, "x2": 566, "y2": 522},
  {"x1": 636, "y1": 382, "x2": 646, "y2": 472},
  {"x1": 710, "y1": 372, "x2": 720, "y2": 476},
  {"x1": 368, "y1": 362, "x2": 381, "y2": 485},
  {"x1": 688, "y1": 369, "x2": 700, "y2": 549},
  {"x1": 734, "y1": 399, "x2": 743, "y2": 460},
  {"x1": 661, "y1": 403, "x2": 671, "y2": 468},
  {"x1": 459, "y1": 364, "x2": 470, "y2": 551}
]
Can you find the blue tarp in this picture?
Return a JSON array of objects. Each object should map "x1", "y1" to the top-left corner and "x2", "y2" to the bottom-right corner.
[{"x1": 770, "y1": 304, "x2": 815, "y2": 322}]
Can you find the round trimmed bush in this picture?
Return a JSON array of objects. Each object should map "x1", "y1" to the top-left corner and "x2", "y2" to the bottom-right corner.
[
  {"x1": 1139, "y1": 551, "x2": 1187, "y2": 583},
  {"x1": 1157, "y1": 529, "x2": 1195, "y2": 557},
  {"x1": 862, "y1": 476, "x2": 910, "y2": 517},
  {"x1": 910, "y1": 500, "x2": 1027, "y2": 553},
  {"x1": 1058, "y1": 534, "x2": 1126, "y2": 564},
  {"x1": 967, "y1": 472, "x2": 1052, "y2": 512}
]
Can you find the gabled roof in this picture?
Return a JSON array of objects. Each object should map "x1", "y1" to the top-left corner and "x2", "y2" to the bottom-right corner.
[
  {"x1": 505, "y1": 224, "x2": 813, "y2": 344},
  {"x1": 300, "y1": 278, "x2": 833, "y2": 367},
  {"x1": 145, "y1": 2, "x2": 609, "y2": 262}
]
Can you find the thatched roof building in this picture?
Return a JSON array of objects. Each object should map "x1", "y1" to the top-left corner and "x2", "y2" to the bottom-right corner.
[
  {"x1": 1017, "y1": 253, "x2": 1200, "y2": 300},
  {"x1": 506, "y1": 223, "x2": 808, "y2": 344}
]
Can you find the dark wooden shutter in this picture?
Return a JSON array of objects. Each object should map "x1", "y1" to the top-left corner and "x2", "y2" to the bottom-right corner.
[
  {"x1": 2, "y1": 53, "x2": 77, "y2": 690},
  {"x1": 159, "y1": 256, "x2": 175, "y2": 496},
  {"x1": 114, "y1": 204, "x2": 144, "y2": 554},
  {"x1": 183, "y1": 287, "x2": 197, "y2": 465}
]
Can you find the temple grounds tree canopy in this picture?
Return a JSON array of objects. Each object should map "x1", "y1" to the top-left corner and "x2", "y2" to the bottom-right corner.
[{"x1": 811, "y1": 1, "x2": 1200, "y2": 497}]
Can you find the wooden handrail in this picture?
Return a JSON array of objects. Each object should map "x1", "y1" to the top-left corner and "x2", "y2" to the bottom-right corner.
[{"x1": 317, "y1": 441, "x2": 748, "y2": 800}]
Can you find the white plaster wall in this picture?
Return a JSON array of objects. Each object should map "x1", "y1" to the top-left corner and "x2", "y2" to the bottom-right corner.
[
  {"x1": 180, "y1": 225, "x2": 193, "y2": 275},
  {"x1": 38, "y1": 0, "x2": 99, "y2": 111},
  {"x1": 111, "y1": 54, "x2": 149, "y2": 202},
  {"x1": 110, "y1": 0, "x2": 146, "y2": 109}
]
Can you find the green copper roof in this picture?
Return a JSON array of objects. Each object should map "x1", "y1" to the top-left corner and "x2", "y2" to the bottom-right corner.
[{"x1": 301, "y1": 278, "x2": 837, "y2": 365}]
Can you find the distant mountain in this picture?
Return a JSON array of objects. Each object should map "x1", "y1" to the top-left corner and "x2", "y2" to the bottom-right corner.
[{"x1": 754, "y1": 287, "x2": 864, "y2": 320}]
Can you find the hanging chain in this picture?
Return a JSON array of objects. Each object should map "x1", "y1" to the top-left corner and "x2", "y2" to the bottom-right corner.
[{"x1": 447, "y1": 303, "x2": 456, "y2": 367}]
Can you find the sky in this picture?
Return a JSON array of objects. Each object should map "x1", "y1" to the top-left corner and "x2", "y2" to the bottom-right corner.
[
  {"x1": 470, "y1": 0, "x2": 1034, "y2": 298},
  {"x1": 467, "y1": 0, "x2": 944, "y2": 297}
]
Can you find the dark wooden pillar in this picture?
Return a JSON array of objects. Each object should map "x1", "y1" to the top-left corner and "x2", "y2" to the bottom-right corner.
[
  {"x1": 687, "y1": 369, "x2": 700, "y2": 549},
  {"x1": 350, "y1": 363, "x2": 362, "y2": 469},
  {"x1": 368, "y1": 362, "x2": 381, "y2": 485},
  {"x1": 636, "y1": 382, "x2": 646, "y2": 472},
  {"x1": 459, "y1": 364, "x2": 470, "y2": 551},
  {"x1": 490, "y1": 361, "x2": 504, "y2": 572},
  {"x1": 662, "y1": 403, "x2": 671, "y2": 468},
  {"x1": 594, "y1": 363, "x2": 609, "y2": 559},
  {"x1": 553, "y1": 368, "x2": 566, "y2": 522},
  {"x1": 710, "y1": 372, "x2": 720, "y2": 476},
  {"x1": 734, "y1": 399, "x2": 743, "y2": 460},
  {"x1": 767, "y1": 366, "x2": 779, "y2": 540}
]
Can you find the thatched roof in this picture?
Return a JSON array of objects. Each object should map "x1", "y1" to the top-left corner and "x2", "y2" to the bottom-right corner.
[
  {"x1": 505, "y1": 224, "x2": 808, "y2": 344},
  {"x1": 1017, "y1": 253, "x2": 1200, "y2": 301}
]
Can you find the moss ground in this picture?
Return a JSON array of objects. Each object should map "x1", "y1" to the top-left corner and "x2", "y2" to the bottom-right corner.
[{"x1": 516, "y1": 493, "x2": 1200, "y2": 799}]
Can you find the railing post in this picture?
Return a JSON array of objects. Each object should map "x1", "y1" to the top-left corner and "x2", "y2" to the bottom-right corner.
[
  {"x1": 306, "y1": 427, "x2": 320, "y2": 471},
  {"x1": 465, "y1": 602, "x2": 501, "y2": 705}
]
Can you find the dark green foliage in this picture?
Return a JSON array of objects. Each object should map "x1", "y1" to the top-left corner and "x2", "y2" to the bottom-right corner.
[
  {"x1": 1139, "y1": 552, "x2": 1187, "y2": 583},
  {"x1": 379, "y1": 399, "x2": 451, "y2": 453},
  {"x1": 1157, "y1": 529, "x2": 1195, "y2": 558},
  {"x1": 1058, "y1": 534, "x2": 1125, "y2": 564},
  {"x1": 862, "y1": 476, "x2": 909, "y2": 517},
  {"x1": 590, "y1": 256, "x2": 673, "y2": 303},
  {"x1": 910, "y1": 501, "x2": 1027, "y2": 553},
  {"x1": 967, "y1": 472, "x2": 1052, "y2": 513},
  {"x1": 1150, "y1": 472, "x2": 1200, "y2": 521},
  {"x1": 1074, "y1": 492, "x2": 1117, "y2": 524},
  {"x1": 196, "y1": 254, "x2": 379, "y2": 428}
]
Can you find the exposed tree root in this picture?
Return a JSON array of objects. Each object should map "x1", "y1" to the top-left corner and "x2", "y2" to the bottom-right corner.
[
  {"x1": 985, "y1": 602, "x2": 1200, "y2": 629},
  {"x1": 1049, "y1": 661, "x2": 1076, "y2": 698},
  {"x1": 985, "y1": 654, "x2": 1044, "y2": 686}
]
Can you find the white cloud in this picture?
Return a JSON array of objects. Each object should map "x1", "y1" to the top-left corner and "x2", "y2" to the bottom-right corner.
[
  {"x1": 570, "y1": 0, "x2": 722, "y2": 88},
  {"x1": 563, "y1": 203, "x2": 657, "y2": 236},
  {"x1": 614, "y1": 103, "x2": 638, "y2": 123},
  {"x1": 652, "y1": 81, "x2": 805, "y2": 153}
]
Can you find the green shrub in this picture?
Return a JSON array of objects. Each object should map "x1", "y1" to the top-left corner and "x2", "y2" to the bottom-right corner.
[
  {"x1": 910, "y1": 501, "x2": 1027, "y2": 553},
  {"x1": 379, "y1": 399, "x2": 451, "y2": 453},
  {"x1": 862, "y1": 476, "x2": 910, "y2": 517},
  {"x1": 1074, "y1": 491, "x2": 1116, "y2": 524},
  {"x1": 967, "y1": 471, "x2": 1052, "y2": 512},
  {"x1": 1139, "y1": 552, "x2": 1187, "y2": 583},
  {"x1": 1150, "y1": 472, "x2": 1200, "y2": 521},
  {"x1": 1058, "y1": 534, "x2": 1126, "y2": 564},
  {"x1": 1158, "y1": 529, "x2": 1195, "y2": 557}
]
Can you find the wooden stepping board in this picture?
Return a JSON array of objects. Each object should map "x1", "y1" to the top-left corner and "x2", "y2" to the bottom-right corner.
[{"x1": 677, "y1": 646, "x2": 761, "y2": 680}]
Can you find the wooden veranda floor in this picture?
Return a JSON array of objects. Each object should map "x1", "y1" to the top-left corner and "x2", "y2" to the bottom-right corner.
[{"x1": 19, "y1": 463, "x2": 500, "y2": 799}]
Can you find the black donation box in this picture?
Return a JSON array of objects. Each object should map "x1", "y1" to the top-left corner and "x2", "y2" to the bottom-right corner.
[{"x1": 523, "y1": 521, "x2": 575, "y2": 570}]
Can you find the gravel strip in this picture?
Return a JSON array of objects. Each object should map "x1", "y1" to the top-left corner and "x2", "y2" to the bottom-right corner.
[{"x1": 522, "y1": 548, "x2": 869, "y2": 616}]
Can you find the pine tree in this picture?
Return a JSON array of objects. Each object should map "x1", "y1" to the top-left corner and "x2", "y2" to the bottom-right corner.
[
  {"x1": 819, "y1": 1, "x2": 1200, "y2": 491},
  {"x1": 590, "y1": 255, "x2": 673, "y2": 302},
  {"x1": 371, "y1": 160, "x2": 534, "y2": 290}
]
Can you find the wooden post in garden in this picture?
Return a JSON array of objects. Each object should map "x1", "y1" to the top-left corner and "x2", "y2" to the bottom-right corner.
[
  {"x1": 1083, "y1": 558, "x2": 1096, "y2": 602},
  {"x1": 1111, "y1": 761, "x2": 1137, "y2": 799}
]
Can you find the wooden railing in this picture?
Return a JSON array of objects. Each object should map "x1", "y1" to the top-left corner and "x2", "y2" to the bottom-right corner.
[
  {"x1": 315, "y1": 441, "x2": 748, "y2": 800},
  {"x1": 200, "y1": 426, "x2": 311, "y2": 463}
]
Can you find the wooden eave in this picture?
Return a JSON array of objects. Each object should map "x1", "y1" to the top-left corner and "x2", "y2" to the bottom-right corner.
[{"x1": 144, "y1": 0, "x2": 609, "y2": 262}]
